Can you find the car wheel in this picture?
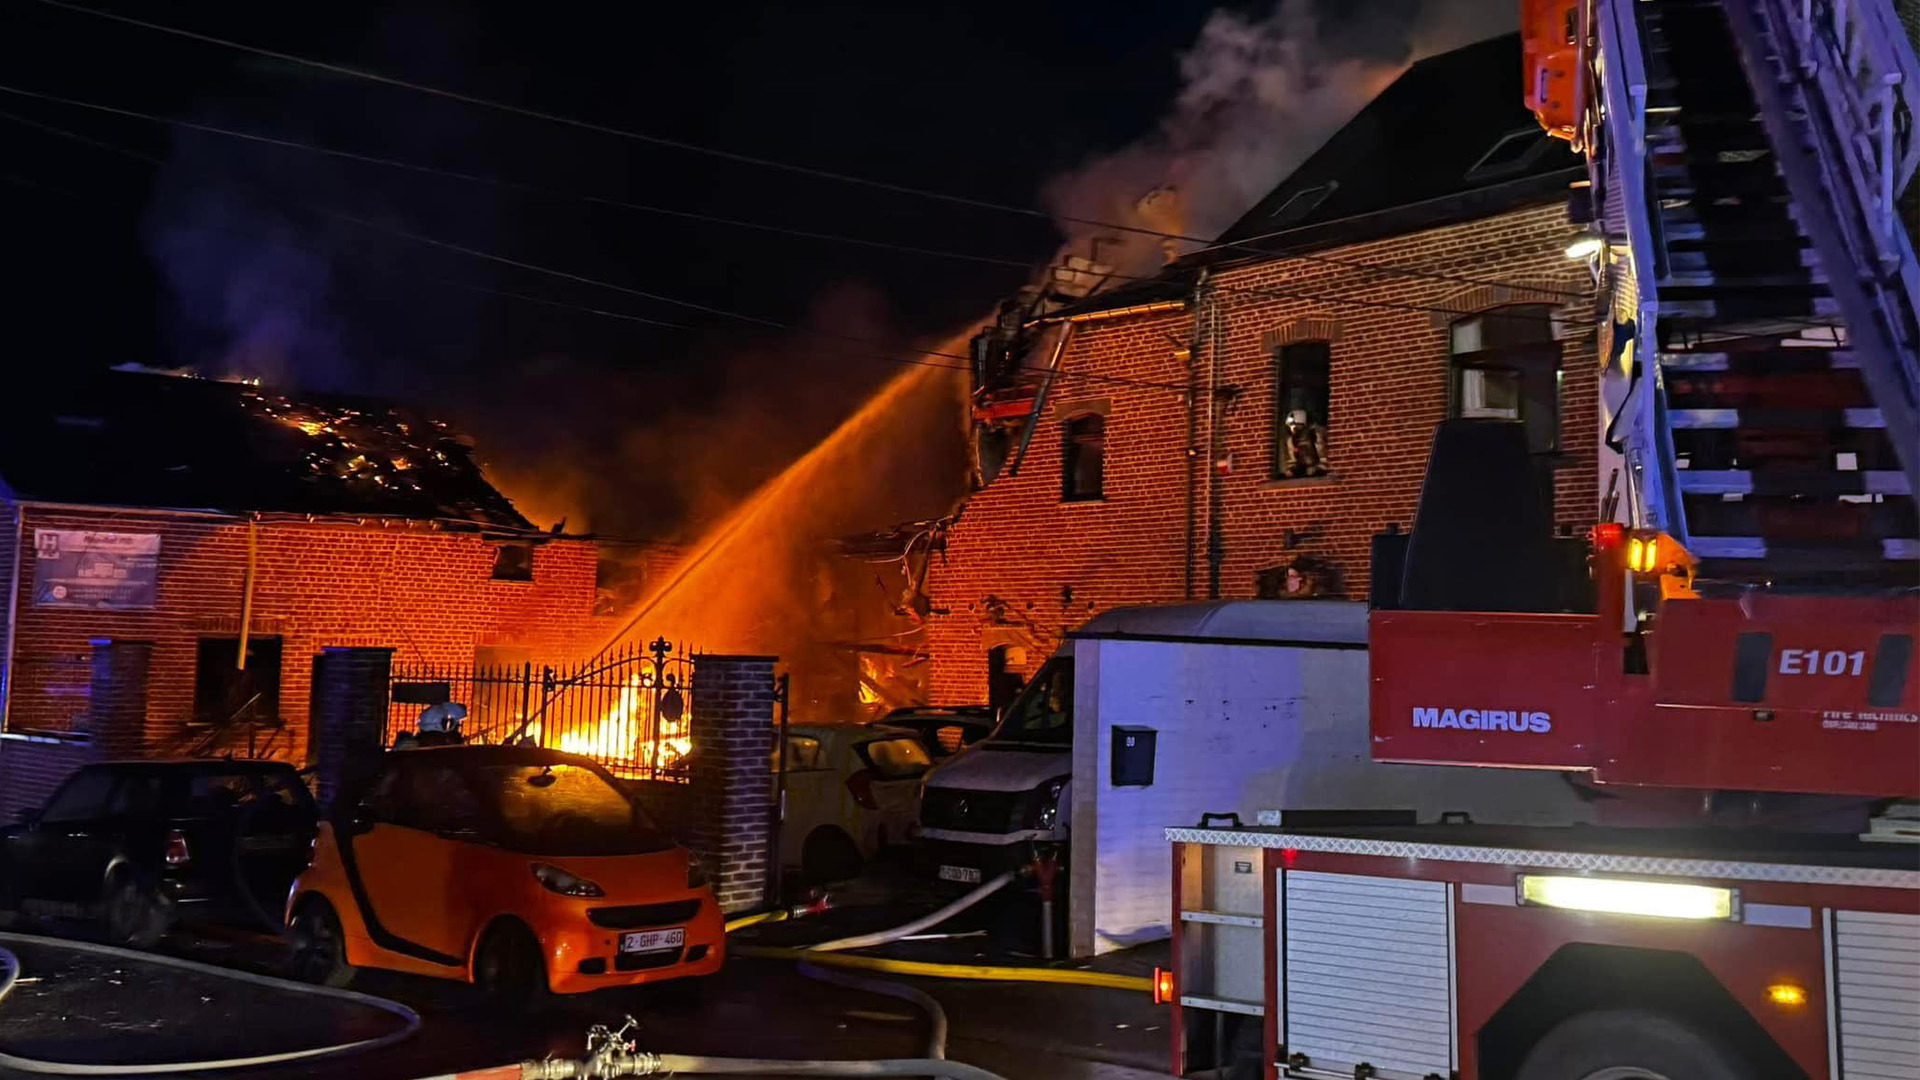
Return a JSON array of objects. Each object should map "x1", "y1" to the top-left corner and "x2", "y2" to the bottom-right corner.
[
  {"x1": 801, "y1": 827, "x2": 862, "y2": 884},
  {"x1": 474, "y1": 919, "x2": 549, "y2": 1009},
  {"x1": 1516, "y1": 1009, "x2": 1751, "y2": 1080},
  {"x1": 99, "y1": 869, "x2": 170, "y2": 949},
  {"x1": 288, "y1": 897, "x2": 355, "y2": 988}
]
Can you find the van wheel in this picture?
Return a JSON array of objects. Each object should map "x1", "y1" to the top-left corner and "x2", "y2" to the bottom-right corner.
[
  {"x1": 99, "y1": 869, "x2": 170, "y2": 949},
  {"x1": 475, "y1": 919, "x2": 549, "y2": 1009},
  {"x1": 289, "y1": 897, "x2": 355, "y2": 988},
  {"x1": 802, "y1": 827, "x2": 862, "y2": 884},
  {"x1": 1516, "y1": 1009, "x2": 1750, "y2": 1080}
]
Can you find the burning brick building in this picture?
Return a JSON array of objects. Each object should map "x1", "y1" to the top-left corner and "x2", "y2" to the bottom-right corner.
[
  {"x1": 925, "y1": 34, "x2": 1599, "y2": 706},
  {"x1": 0, "y1": 369, "x2": 611, "y2": 819}
]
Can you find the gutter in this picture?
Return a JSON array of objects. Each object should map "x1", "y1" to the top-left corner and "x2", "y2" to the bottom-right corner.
[
  {"x1": 1026, "y1": 299, "x2": 1188, "y2": 328},
  {"x1": 10, "y1": 500, "x2": 565, "y2": 539}
]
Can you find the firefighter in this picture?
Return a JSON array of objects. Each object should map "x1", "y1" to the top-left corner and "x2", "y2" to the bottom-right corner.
[
  {"x1": 1283, "y1": 408, "x2": 1328, "y2": 477},
  {"x1": 411, "y1": 702, "x2": 468, "y2": 747}
]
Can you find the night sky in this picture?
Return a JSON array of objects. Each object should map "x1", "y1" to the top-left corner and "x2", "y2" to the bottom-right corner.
[{"x1": 0, "y1": 0, "x2": 1510, "y2": 538}]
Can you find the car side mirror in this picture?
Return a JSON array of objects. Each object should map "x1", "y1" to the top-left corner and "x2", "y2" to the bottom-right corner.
[{"x1": 346, "y1": 813, "x2": 378, "y2": 836}]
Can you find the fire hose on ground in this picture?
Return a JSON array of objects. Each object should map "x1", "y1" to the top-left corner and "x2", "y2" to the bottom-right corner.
[
  {"x1": 733, "y1": 866, "x2": 1149, "y2": 992},
  {"x1": 420, "y1": 864, "x2": 1144, "y2": 1080},
  {"x1": 0, "y1": 931, "x2": 421, "y2": 1075}
]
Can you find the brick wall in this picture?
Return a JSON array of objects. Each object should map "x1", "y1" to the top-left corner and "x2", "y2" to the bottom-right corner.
[
  {"x1": 927, "y1": 202, "x2": 1598, "y2": 704},
  {"x1": 3, "y1": 508, "x2": 606, "y2": 763},
  {"x1": 928, "y1": 306, "x2": 1197, "y2": 703}
]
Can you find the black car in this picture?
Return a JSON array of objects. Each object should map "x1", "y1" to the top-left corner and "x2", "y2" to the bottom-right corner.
[
  {"x1": 0, "y1": 759, "x2": 318, "y2": 946},
  {"x1": 877, "y1": 706, "x2": 997, "y2": 758}
]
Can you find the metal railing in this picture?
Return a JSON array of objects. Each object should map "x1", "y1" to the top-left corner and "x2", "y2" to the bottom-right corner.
[{"x1": 388, "y1": 640, "x2": 695, "y2": 782}]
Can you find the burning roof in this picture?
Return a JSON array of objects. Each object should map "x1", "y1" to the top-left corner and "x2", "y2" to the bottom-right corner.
[{"x1": 0, "y1": 370, "x2": 531, "y2": 528}]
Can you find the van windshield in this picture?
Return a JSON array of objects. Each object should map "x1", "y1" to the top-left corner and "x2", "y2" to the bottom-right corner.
[{"x1": 993, "y1": 658, "x2": 1073, "y2": 746}]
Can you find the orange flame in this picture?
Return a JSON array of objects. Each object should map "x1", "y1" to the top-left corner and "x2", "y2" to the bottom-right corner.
[{"x1": 526, "y1": 674, "x2": 693, "y2": 779}]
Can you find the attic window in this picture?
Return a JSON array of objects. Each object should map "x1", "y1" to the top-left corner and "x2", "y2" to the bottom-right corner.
[
  {"x1": 491, "y1": 542, "x2": 534, "y2": 582},
  {"x1": 1266, "y1": 182, "x2": 1338, "y2": 226},
  {"x1": 1466, "y1": 127, "x2": 1550, "y2": 182}
]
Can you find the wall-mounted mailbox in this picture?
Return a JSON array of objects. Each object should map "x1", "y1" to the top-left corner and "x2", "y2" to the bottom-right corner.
[{"x1": 1112, "y1": 725, "x2": 1156, "y2": 787}]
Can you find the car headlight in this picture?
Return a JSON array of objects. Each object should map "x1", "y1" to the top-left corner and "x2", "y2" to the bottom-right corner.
[
  {"x1": 531, "y1": 862, "x2": 605, "y2": 897},
  {"x1": 1028, "y1": 779, "x2": 1068, "y2": 830}
]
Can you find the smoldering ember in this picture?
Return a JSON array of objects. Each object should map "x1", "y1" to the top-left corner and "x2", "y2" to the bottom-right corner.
[{"x1": 1, "y1": 2, "x2": 1916, "y2": 1079}]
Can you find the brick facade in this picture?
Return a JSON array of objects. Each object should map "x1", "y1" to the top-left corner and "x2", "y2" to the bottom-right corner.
[
  {"x1": 928, "y1": 202, "x2": 1598, "y2": 703},
  {"x1": 1, "y1": 504, "x2": 606, "y2": 766}
]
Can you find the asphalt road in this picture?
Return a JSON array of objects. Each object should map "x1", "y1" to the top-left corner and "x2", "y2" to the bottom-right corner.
[{"x1": 0, "y1": 881, "x2": 1171, "y2": 1080}]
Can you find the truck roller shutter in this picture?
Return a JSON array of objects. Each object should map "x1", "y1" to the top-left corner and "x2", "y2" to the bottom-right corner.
[
  {"x1": 1280, "y1": 870, "x2": 1454, "y2": 1079},
  {"x1": 1833, "y1": 910, "x2": 1920, "y2": 1079}
]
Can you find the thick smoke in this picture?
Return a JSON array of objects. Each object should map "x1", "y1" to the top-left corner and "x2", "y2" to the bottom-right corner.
[{"x1": 1044, "y1": 0, "x2": 1515, "y2": 276}]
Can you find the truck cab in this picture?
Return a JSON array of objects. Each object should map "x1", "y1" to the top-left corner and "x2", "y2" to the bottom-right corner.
[{"x1": 916, "y1": 644, "x2": 1075, "y2": 889}]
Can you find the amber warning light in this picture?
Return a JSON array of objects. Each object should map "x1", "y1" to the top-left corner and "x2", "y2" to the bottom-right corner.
[
  {"x1": 1151, "y1": 967, "x2": 1175, "y2": 1005},
  {"x1": 1767, "y1": 983, "x2": 1808, "y2": 1008}
]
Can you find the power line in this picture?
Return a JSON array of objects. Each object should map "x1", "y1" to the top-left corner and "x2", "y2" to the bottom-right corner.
[
  {"x1": 0, "y1": 84, "x2": 1038, "y2": 275},
  {"x1": 0, "y1": 111, "x2": 1198, "y2": 395},
  {"x1": 18, "y1": 0, "x2": 1586, "y2": 300},
  {"x1": 0, "y1": 85, "x2": 1582, "y2": 330}
]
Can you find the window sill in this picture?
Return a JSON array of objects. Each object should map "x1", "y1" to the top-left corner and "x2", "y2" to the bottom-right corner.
[
  {"x1": 1060, "y1": 496, "x2": 1108, "y2": 506},
  {"x1": 1260, "y1": 473, "x2": 1337, "y2": 491}
]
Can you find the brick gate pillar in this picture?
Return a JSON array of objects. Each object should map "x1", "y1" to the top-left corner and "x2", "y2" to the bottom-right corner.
[
  {"x1": 87, "y1": 638, "x2": 152, "y2": 757},
  {"x1": 688, "y1": 653, "x2": 776, "y2": 914},
  {"x1": 310, "y1": 647, "x2": 392, "y2": 815}
]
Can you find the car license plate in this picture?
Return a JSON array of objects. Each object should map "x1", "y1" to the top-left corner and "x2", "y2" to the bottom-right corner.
[
  {"x1": 938, "y1": 864, "x2": 982, "y2": 884},
  {"x1": 619, "y1": 927, "x2": 686, "y2": 953}
]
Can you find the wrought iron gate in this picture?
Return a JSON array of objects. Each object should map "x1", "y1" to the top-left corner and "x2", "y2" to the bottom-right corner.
[{"x1": 388, "y1": 637, "x2": 696, "y2": 782}]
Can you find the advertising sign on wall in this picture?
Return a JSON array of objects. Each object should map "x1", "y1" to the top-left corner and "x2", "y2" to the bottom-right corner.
[{"x1": 32, "y1": 530, "x2": 161, "y2": 610}]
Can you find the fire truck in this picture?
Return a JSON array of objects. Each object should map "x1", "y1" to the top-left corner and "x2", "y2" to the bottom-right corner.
[{"x1": 1166, "y1": 1, "x2": 1920, "y2": 1077}]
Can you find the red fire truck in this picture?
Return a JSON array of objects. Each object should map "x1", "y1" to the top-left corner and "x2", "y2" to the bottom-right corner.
[{"x1": 1167, "y1": 0, "x2": 1920, "y2": 1076}]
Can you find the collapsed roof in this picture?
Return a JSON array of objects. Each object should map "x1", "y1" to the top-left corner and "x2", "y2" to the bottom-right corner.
[{"x1": 0, "y1": 369, "x2": 531, "y2": 529}]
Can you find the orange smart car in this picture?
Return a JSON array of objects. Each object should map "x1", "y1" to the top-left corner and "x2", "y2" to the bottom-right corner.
[{"x1": 286, "y1": 744, "x2": 723, "y2": 1000}]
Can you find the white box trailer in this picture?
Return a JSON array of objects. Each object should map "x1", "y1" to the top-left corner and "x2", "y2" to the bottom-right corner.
[{"x1": 920, "y1": 601, "x2": 1595, "y2": 958}]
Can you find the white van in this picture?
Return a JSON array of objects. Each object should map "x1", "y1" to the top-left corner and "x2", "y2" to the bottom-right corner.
[{"x1": 916, "y1": 643, "x2": 1077, "y2": 887}]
